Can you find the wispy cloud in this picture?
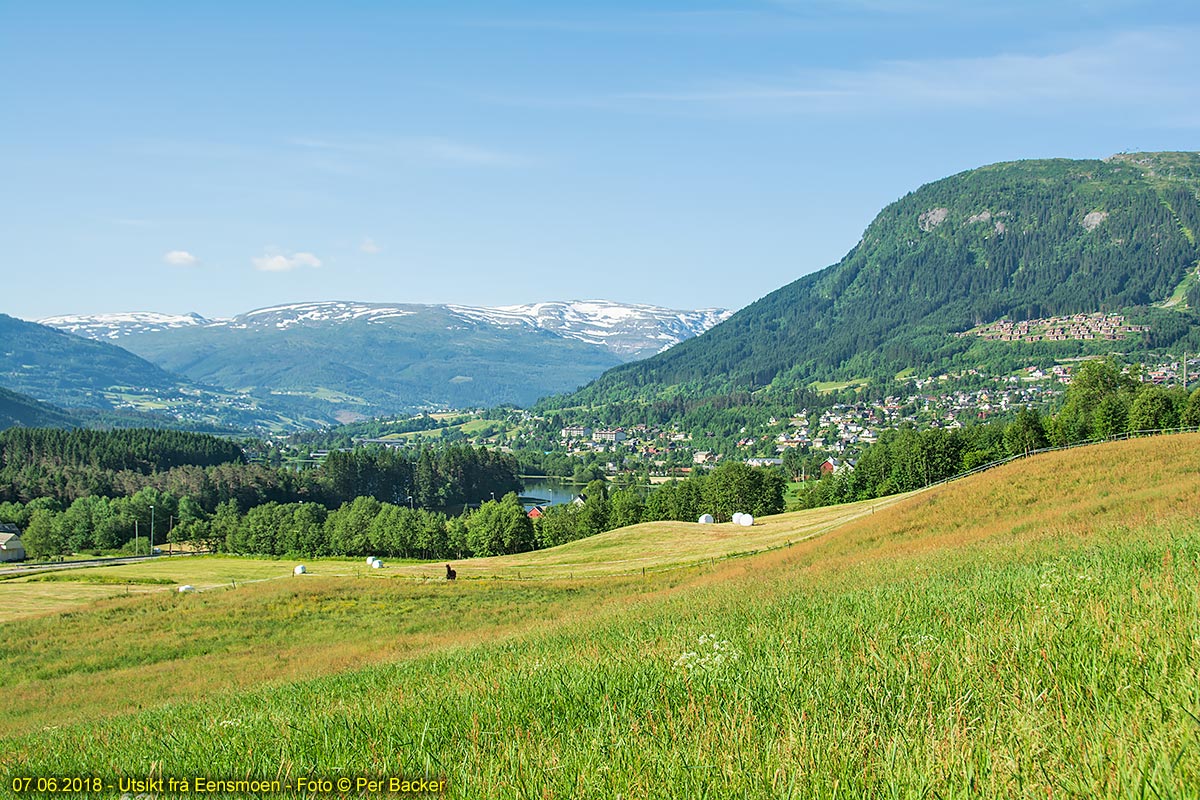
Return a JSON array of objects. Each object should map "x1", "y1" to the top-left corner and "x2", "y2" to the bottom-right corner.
[
  {"x1": 461, "y1": 9, "x2": 824, "y2": 35},
  {"x1": 163, "y1": 250, "x2": 199, "y2": 267},
  {"x1": 252, "y1": 250, "x2": 322, "y2": 273},
  {"x1": 288, "y1": 136, "x2": 531, "y2": 168},
  {"x1": 359, "y1": 238, "x2": 382, "y2": 255},
  {"x1": 514, "y1": 28, "x2": 1199, "y2": 122}
]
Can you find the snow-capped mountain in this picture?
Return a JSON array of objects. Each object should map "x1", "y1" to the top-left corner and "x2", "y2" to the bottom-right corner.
[
  {"x1": 38, "y1": 311, "x2": 212, "y2": 340},
  {"x1": 449, "y1": 300, "x2": 732, "y2": 358},
  {"x1": 33, "y1": 300, "x2": 735, "y2": 417},
  {"x1": 41, "y1": 300, "x2": 732, "y2": 359}
]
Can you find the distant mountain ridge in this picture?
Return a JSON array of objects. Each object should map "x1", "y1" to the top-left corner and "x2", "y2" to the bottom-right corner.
[
  {"x1": 34, "y1": 300, "x2": 732, "y2": 421},
  {"x1": 41, "y1": 299, "x2": 732, "y2": 360},
  {"x1": 550, "y1": 151, "x2": 1200, "y2": 408},
  {"x1": 0, "y1": 314, "x2": 317, "y2": 432},
  {"x1": 0, "y1": 313, "x2": 178, "y2": 402},
  {"x1": 39, "y1": 311, "x2": 210, "y2": 340}
]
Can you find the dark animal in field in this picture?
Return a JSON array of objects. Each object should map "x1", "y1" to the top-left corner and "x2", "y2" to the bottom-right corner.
[{"x1": 446, "y1": 564, "x2": 457, "y2": 581}]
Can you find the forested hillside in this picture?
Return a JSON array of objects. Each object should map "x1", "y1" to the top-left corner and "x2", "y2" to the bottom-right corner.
[
  {"x1": 555, "y1": 152, "x2": 1200, "y2": 407},
  {"x1": 0, "y1": 387, "x2": 78, "y2": 430},
  {"x1": 0, "y1": 427, "x2": 246, "y2": 475},
  {"x1": 0, "y1": 314, "x2": 179, "y2": 405}
]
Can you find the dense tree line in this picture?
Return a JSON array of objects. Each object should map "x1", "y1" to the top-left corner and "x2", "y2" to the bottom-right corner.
[
  {"x1": 2, "y1": 461, "x2": 786, "y2": 561},
  {"x1": 0, "y1": 430, "x2": 520, "y2": 514},
  {"x1": 0, "y1": 427, "x2": 245, "y2": 474},
  {"x1": 0, "y1": 434, "x2": 522, "y2": 559}
]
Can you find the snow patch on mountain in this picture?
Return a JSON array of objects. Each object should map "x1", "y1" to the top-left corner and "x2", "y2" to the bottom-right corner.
[
  {"x1": 447, "y1": 300, "x2": 733, "y2": 357},
  {"x1": 40, "y1": 299, "x2": 733, "y2": 360},
  {"x1": 37, "y1": 311, "x2": 212, "y2": 339},
  {"x1": 235, "y1": 301, "x2": 418, "y2": 329}
]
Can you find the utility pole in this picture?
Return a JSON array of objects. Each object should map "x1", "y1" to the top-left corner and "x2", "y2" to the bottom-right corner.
[{"x1": 150, "y1": 505, "x2": 155, "y2": 556}]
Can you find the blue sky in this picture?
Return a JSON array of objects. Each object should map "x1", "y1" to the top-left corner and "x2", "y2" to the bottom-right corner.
[{"x1": 3, "y1": 0, "x2": 1199, "y2": 320}]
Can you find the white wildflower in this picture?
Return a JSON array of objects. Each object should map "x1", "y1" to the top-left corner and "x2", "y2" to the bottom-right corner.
[{"x1": 673, "y1": 634, "x2": 741, "y2": 673}]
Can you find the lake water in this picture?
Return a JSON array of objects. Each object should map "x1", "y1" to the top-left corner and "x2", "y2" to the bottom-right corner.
[{"x1": 519, "y1": 477, "x2": 581, "y2": 509}]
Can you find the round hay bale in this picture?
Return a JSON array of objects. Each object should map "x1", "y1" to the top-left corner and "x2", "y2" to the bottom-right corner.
[
  {"x1": 698, "y1": 513, "x2": 715, "y2": 524},
  {"x1": 732, "y1": 512, "x2": 744, "y2": 524},
  {"x1": 739, "y1": 514, "x2": 754, "y2": 527},
  {"x1": 177, "y1": 585, "x2": 196, "y2": 593},
  {"x1": 293, "y1": 564, "x2": 307, "y2": 575},
  {"x1": 370, "y1": 559, "x2": 383, "y2": 569},
  {"x1": 367, "y1": 557, "x2": 376, "y2": 565}
]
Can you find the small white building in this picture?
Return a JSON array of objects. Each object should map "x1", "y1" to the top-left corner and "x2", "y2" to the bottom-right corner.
[
  {"x1": 745, "y1": 457, "x2": 784, "y2": 467},
  {"x1": 0, "y1": 523, "x2": 25, "y2": 562}
]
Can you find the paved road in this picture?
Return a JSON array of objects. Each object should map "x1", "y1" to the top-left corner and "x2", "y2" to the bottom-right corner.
[{"x1": 0, "y1": 552, "x2": 200, "y2": 578}]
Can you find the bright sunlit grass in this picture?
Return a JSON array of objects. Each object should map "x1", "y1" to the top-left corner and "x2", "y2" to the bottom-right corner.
[{"x1": 4, "y1": 434, "x2": 1199, "y2": 797}]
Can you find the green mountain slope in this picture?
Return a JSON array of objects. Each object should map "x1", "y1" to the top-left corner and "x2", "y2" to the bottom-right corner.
[
  {"x1": 0, "y1": 313, "x2": 179, "y2": 405},
  {"x1": 558, "y1": 152, "x2": 1200, "y2": 405},
  {"x1": 0, "y1": 315, "x2": 319, "y2": 433},
  {"x1": 0, "y1": 385, "x2": 78, "y2": 429}
]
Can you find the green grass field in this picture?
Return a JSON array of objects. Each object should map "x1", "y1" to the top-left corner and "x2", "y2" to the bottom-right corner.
[
  {"x1": 809, "y1": 377, "x2": 869, "y2": 394},
  {"x1": 0, "y1": 495, "x2": 904, "y2": 622},
  {"x1": 3, "y1": 434, "x2": 1199, "y2": 797}
]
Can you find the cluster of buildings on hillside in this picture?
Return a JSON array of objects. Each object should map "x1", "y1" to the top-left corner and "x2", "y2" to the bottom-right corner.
[
  {"x1": 967, "y1": 313, "x2": 1148, "y2": 343},
  {"x1": 773, "y1": 380, "x2": 1062, "y2": 455},
  {"x1": 317, "y1": 352, "x2": 1196, "y2": 473},
  {"x1": 554, "y1": 366, "x2": 1082, "y2": 465},
  {"x1": 559, "y1": 425, "x2": 689, "y2": 455}
]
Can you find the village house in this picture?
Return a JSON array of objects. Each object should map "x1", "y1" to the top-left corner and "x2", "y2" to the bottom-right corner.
[
  {"x1": 820, "y1": 457, "x2": 855, "y2": 476},
  {"x1": 745, "y1": 457, "x2": 784, "y2": 467},
  {"x1": 0, "y1": 523, "x2": 25, "y2": 563}
]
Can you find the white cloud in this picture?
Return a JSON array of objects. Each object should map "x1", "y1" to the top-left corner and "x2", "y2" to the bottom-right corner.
[
  {"x1": 541, "y1": 27, "x2": 1200, "y2": 122},
  {"x1": 360, "y1": 238, "x2": 382, "y2": 255},
  {"x1": 252, "y1": 251, "x2": 322, "y2": 272},
  {"x1": 164, "y1": 250, "x2": 199, "y2": 267}
]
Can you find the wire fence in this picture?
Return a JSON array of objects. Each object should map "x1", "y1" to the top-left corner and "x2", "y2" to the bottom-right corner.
[{"x1": 921, "y1": 425, "x2": 1200, "y2": 491}]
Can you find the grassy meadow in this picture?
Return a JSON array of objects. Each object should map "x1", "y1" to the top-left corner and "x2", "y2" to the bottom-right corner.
[
  {"x1": 0, "y1": 492, "x2": 905, "y2": 624},
  {"x1": 3, "y1": 434, "x2": 1200, "y2": 797}
]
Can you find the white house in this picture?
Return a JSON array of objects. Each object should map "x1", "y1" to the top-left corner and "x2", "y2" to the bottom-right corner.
[{"x1": 0, "y1": 523, "x2": 25, "y2": 563}]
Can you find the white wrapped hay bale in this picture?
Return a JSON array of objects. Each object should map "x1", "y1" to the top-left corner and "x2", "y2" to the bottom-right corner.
[
  {"x1": 367, "y1": 557, "x2": 376, "y2": 565},
  {"x1": 732, "y1": 512, "x2": 744, "y2": 524},
  {"x1": 370, "y1": 558, "x2": 383, "y2": 569},
  {"x1": 294, "y1": 564, "x2": 307, "y2": 575},
  {"x1": 739, "y1": 514, "x2": 754, "y2": 527},
  {"x1": 177, "y1": 585, "x2": 196, "y2": 593},
  {"x1": 698, "y1": 513, "x2": 715, "y2": 524}
]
